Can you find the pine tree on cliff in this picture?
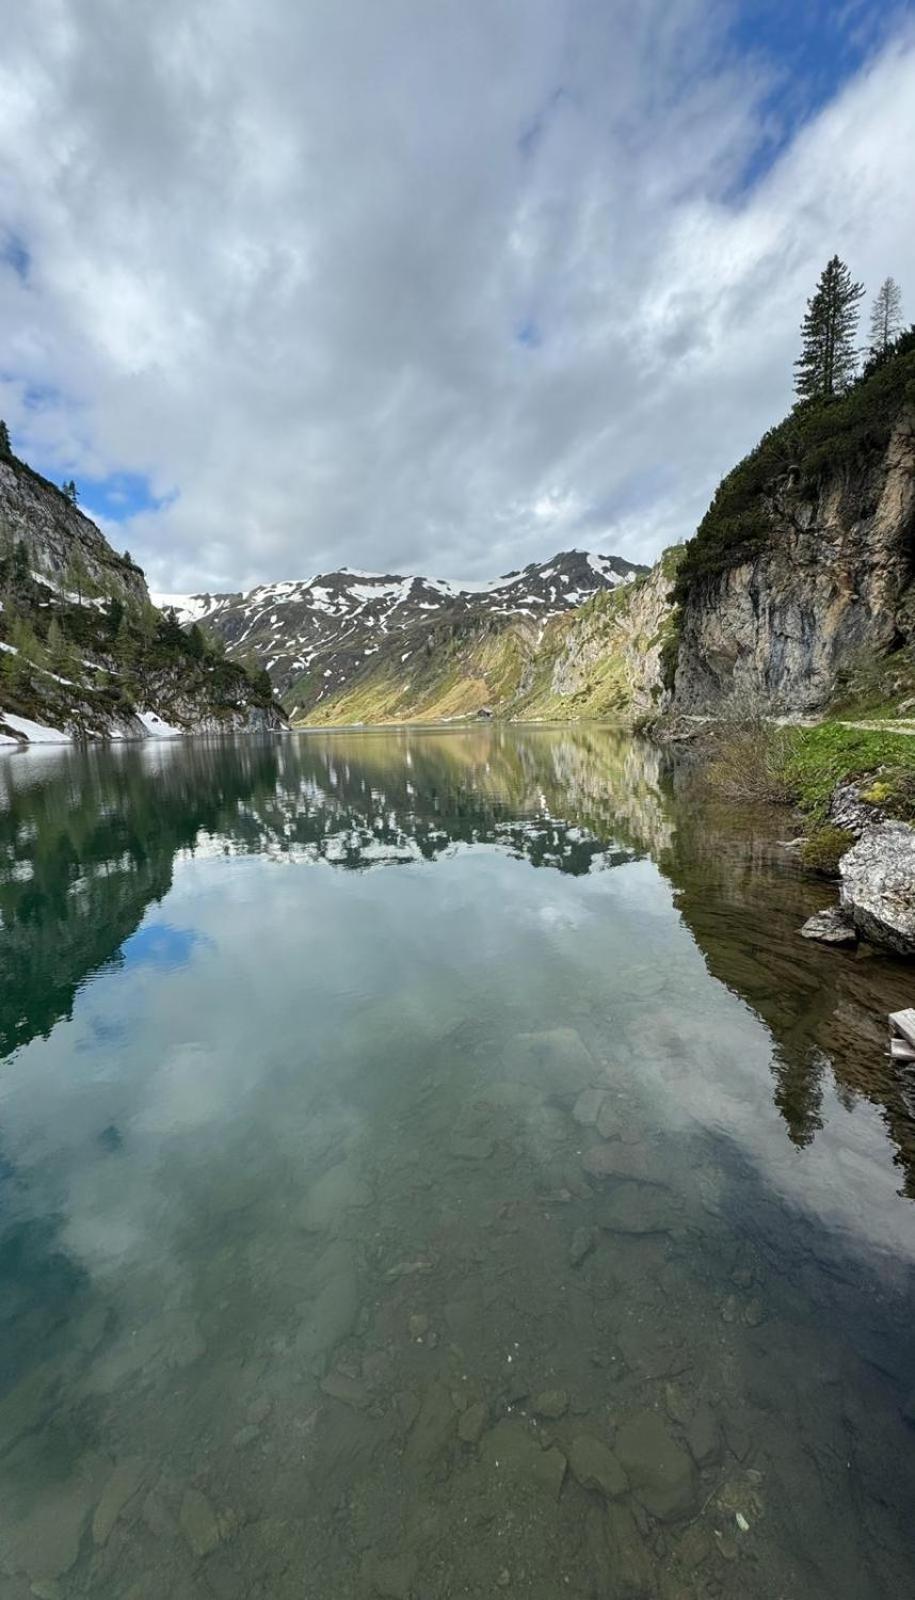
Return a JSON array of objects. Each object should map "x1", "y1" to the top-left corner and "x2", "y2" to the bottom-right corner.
[
  {"x1": 0, "y1": 419, "x2": 10, "y2": 457},
  {"x1": 868, "y1": 276, "x2": 904, "y2": 359},
  {"x1": 794, "y1": 256, "x2": 864, "y2": 401}
]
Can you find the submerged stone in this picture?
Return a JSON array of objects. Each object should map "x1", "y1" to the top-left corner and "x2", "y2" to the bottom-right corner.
[
  {"x1": 568, "y1": 1435, "x2": 628, "y2": 1499},
  {"x1": 598, "y1": 1182, "x2": 676, "y2": 1235},
  {"x1": 572, "y1": 1087, "x2": 607, "y2": 1127},
  {"x1": 299, "y1": 1161, "x2": 371, "y2": 1232},
  {"x1": 179, "y1": 1487, "x2": 222, "y2": 1558},
  {"x1": 533, "y1": 1389, "x2": 569, "y2": 1420},
  {"x1": 403, "y1": 1382, "x2": 454, "y2": 1467},
  {"x1": 615, "y1": 1410, "x2": 698, "y2": 1522},
  {"x1": 321, "y1": 1371, "x2": 369, "y2": 1408},
  {"x1": 457, "y1": 1399, "x2": 488, "y2": 1444},
  {"x1": 5, "y1": 1452, "x2": 109, "y2": 1582},
  {"x1": 605, "y1": 1502, "x2": 655, "y2": 1596},
  {"x1": 363, "y1": 1552, "x2": 418, "y2": 1598},
  {"x1": 502, "y1": 1028, "x2": 597, "y2": 1099},
  {"x1": 569, "y1": 1225, "x2": 596, "y2": 1267},
  {"x1": 684, "y1": 1405, "x2": 721, "y2": 1469},
  {"x1": 92, "y1": 1456, "x2": 146, "y2": 1546},
  {"x1": 481, "y1": 1419, "x2": 567, "y2": 1499},
  {"x1": 581, "y1": 1142, "x2": 649, "y2": 1181}
]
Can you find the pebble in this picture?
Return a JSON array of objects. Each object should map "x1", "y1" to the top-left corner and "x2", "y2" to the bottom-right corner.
[
  {"x1": 321, "y1": 1371, "x2": 369, "y2": 1409},
  {"x1": 457, "y1": 1400, "x2": 488, "y2": 1445},
  {"x1": 569, "y1": 1226, "x2": 595, "y2": 1267},
  {"x1": 533, "y1": 1389, "x2": 569, "y2": 1420}
]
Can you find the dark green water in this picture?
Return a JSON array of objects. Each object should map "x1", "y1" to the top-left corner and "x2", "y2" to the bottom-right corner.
[{"x1": 1, "y1": 725, "x2": 914, "y2": 1599}]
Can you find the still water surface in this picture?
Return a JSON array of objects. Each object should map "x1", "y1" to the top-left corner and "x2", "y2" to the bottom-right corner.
[{"x1": 1, "y1": 725, "x2": 914, "y2": 1598}]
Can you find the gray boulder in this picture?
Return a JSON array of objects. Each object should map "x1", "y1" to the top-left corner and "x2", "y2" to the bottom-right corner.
[{"x1": 839, "y1": 822, "x2": 915, "y2": 955}]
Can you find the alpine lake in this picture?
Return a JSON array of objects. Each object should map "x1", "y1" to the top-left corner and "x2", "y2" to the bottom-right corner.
[{"x1": 1, "y1": 723, "x2": 915, "y2": 1600}]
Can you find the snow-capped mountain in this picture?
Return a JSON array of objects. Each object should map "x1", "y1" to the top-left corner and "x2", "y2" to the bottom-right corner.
[{"x1": 156, "y1": 549, "x2": 647, "y2": 712}]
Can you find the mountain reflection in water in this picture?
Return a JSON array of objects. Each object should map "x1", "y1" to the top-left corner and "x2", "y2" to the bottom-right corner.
[{"x1": 0, "y1": 724, "x2": 914, "y2": 1599}]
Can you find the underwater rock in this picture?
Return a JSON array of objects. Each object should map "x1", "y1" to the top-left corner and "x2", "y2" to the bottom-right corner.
[
  {"x1": 320, "y1": 1371, "x2": 369, "y2": 1409},
  {"x1": 572, "y1": 1087, "x2": 607, "y2": 1126},
  {"x1": 684, "y1": 1405, "x2": 721, "y2": 1469},
  {"x1": 299, "y1": 1161, "x2": 371, "y2": 1232},
  {"x1": 581, "y1": 1142, "x2": 649, "y2": 1181},
  {"x1": 457, "y1": 1400, "x2": 488, "y2": 1444},
  {"x1": 597, "y1": 1182, "x2": 676, "y2": 1235},
  {"x1": 605, "y1": 1502, "x2": 655, "y2": 1597},
  {"x1": 568, "y1": 1435, "x2": 628, "y2": 1499},
  {"x1": 362, "y1": 1552, "x2": 418, "y2": 1598},
  {"x1": 615, "y1": 1411, "x2": 699, "y2": 1522},
  {"x1": 403, "y1": 1382, "x2": 454, "y2": 1467},
  {"x1": 179, "y1": 1487, "x2": 222, "y2": 1558},
  {"x1": 533, "y1": 1389, "x2": 569, "y2": 1420},
  {"x1": 92, "y1": 1457, "x2": 146, "y2": 1545},
  {"x1": 501, "y1": 1028, "x2": 597, "y2": 1099},
  {"x1": 481, "y1": 1419, "x2": 567, "y2": 1499},
  {"x1": 5, "y1": 1452, "x2": 109, "y2": 1582},
  {"x1": 569, "y1": 1226, "x2": 596, "y2": 1267}
]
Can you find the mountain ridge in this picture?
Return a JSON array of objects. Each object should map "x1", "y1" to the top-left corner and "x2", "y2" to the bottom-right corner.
[{"x1": 156, "y1": 548, "x2": 648, "y2": 719}]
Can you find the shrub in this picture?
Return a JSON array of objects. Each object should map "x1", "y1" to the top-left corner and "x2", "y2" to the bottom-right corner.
[
  {"x1": 702, "y1": 715, "x2": 795, "y2": 803},
  {"x1": 800, "y1": 826, "x2": 855, "y2": 876}
]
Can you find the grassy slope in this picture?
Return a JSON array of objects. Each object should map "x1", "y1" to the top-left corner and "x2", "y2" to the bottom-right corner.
[
  {"x1": 299, "y1": 620, "x2": 537, "y2": 725},
  {"x1": 781, "y1": 722, "x2": 915, "y2": 822}
]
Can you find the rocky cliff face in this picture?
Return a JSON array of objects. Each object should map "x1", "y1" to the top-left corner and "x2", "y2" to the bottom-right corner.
[
  {"x1": 672, "y1": 408, "x2": 915, "y2": 715},
  {"x1": 523, "y1": 548, "x2": 681, "y2": 720},
  {"x1": 0, "y1": 450, "x2": 286, "y2": 743},
  {"x1": 0, "y1": 457, "x2": 147, "y2": 607}
]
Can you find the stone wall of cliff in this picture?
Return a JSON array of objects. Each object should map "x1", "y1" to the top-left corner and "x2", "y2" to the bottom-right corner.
[
  {"x1": 0, "y1": 456, "x2": 148, "y2": 607},
  {"x1": 517, "y1": 547, "x2": 682, "y2": 720},
  {"x1": 0, "y1": 449, "x2": 286, "y2": 742},
  {"x1": 671, "y1": 399, "x2": 915, "y2": 716}
]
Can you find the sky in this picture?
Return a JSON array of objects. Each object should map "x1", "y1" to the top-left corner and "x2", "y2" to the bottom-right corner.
[{"x1": 1, "y1": 0, "x2": 913, "y2": 594}]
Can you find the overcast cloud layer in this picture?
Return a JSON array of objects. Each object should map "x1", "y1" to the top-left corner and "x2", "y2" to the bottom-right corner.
[{"x1": 1, "y1": 1, "x2": 914, "y2": 592}]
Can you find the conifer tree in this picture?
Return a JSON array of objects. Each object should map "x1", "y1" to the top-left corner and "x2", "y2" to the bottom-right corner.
[
  {"x1": 868, "y1": 276, "x2": 903, "y2": 359},
  {"x1": 0, "y1": 419, "x2": 10, "y2": 457},
  {"x1": 794, "y1": 255, "x2": 864, "y2": 401}
]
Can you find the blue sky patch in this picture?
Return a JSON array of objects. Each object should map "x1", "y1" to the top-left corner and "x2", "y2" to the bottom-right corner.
[
  {"x1": 515, "y1": 318, "x2": 542, "y2": 349},
  {"x1": 120, "y1": 922, "x2": 211, "y2": 973},
  {"x1": 80, "y1": 470, "x2": 172, "y2": 523},
  {"x1": 730, "y1": 0, "x2": 902, "y2": 190},
  {"x1": 1, "y1": 232, "x2": 30, "y2": 282}
]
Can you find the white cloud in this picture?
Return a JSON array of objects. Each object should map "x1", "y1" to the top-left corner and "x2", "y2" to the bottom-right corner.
[{"x1": 0, "y1": 2, "x2": 913, "y2": 591}]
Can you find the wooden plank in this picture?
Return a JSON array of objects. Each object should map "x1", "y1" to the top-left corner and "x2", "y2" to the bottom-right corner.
[
  {"x1": 889, "y1": 1010, "x2": 915, "y2": 1049},
  {"x1": 889, "y1": 1036, "x2": 915, "y2": 1063}
]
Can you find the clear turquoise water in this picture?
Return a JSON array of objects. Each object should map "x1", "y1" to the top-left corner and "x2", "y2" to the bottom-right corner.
[{"x1": 1, "y1": 725, "x2": 914, "y2": 1599}]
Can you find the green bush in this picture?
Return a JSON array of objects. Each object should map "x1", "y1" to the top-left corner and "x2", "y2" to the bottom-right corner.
[{"x1": 800, "y1": 826, "x2": 855, "y2": 876}]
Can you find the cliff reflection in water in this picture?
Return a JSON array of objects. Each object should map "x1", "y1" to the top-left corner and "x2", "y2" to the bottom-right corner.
[{"x1": 2, "y1": 724, "x2": 914, "y2": 1194}]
